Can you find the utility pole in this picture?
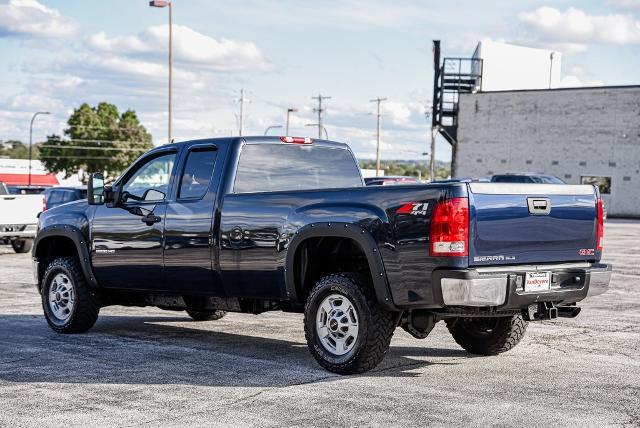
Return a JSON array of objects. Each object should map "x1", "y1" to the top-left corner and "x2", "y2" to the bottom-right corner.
[
  {"x1": 431, "y1": 40, "x2": 441, "y2": 181},
  {"x1": 312, "y1": 94, "x2": 331, "y2": 139},
  {"x1": 236, "y1": 88, "x2": 245, "y2": 136},
  {"x1": 369, "y1": 97, "x2": 387, "y2": 177},
  {"x1": 148, "y1": 1, "x2": 172, "y2": 144}
]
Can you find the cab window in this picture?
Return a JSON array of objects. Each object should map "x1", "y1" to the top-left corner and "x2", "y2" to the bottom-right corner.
[
  {"x1": 178, "y1": 148, "x2": 218, "y2": 199},
  {"x1": 122, "y1": 152, "x2": 176, "y2": 202}
]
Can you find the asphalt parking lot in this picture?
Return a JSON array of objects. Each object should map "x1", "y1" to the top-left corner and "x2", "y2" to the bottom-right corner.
[{"x1": 0, "y1": 220, "x2": 638, "y2": 427}]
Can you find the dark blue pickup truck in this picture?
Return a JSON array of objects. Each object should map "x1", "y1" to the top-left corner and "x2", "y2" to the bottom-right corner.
[{"x1": 32, "y1": 136, "x2": 611, "y2": 374}]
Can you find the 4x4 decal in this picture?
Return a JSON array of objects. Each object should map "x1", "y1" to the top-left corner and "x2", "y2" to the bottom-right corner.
[{"x1": 396, "y1": 202, "x2": 429, "y2": 215}]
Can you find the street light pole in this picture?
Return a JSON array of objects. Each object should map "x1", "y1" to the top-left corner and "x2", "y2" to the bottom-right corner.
[
  {"x1": 285, "y1": 108, "x2": 297, "y2": 136},
  {"x1": 369, "y1": 97, "x2": 387, "y2": 177},
  {"x1": 149, "y1": 1, "x2": 172, "y2": 144},
  {"x1": 264, "y1": 125, "x2": 283, "y2": 135},
  {"x1": 28, "y1": 111, "x2": 50, "y2": 188}
]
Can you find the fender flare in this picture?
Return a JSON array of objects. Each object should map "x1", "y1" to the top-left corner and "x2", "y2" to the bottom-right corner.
[
  {"x1": 284, "y1": 222, "x2": 397, "y2": 311},
  {"x1": 33, "y1": 225, "x2": 99, "y2": 289}
]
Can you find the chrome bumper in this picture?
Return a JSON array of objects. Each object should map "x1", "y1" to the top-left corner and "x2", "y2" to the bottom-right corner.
[{"x1": 436, "y1": 263, "x2": 612, "y2": 308}]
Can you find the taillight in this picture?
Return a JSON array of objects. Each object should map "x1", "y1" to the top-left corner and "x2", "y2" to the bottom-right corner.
[
  {"x1": 429, "y1": 197, "x2": 469, "y2": 257},
  {"x1": 596, "y1": 198, "x2": 604, "y2": 251},
  {"x1": 42, "y1": 195, "x2": 47, "y2": 212},
  {"x1": 280, "y1": 136, "x2": 312, "y2": 144}
]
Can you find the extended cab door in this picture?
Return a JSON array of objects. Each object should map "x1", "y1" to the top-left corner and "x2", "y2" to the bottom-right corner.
[
  {"x1": 91, "y1": 149, "x2": 177, "y2": 290},
  {"x1": 163, "y1": 143, "x2": 225, "y2": 295}
]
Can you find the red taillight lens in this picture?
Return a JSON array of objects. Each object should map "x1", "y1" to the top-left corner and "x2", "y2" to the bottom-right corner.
[
  {"x1": 596, "y1": 198, "x2": 604, "y2": 251},
  {"x1": 429, "y1": 197, "x2": 469, "y2": 257},
  {"x1": 42, "y1": 195, "x2": 47, "y2": 212},
  {"x1": 280, "y1": 136, "x2": 312, "y2": 144}
]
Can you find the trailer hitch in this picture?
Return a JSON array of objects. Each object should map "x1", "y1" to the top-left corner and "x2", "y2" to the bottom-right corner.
[{"x1": 523, "y1": 302, "x2": 558, "y2": 321}]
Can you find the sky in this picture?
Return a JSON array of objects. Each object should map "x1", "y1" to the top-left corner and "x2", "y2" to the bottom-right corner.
[{"x1": 0, "y1": 0, "x2": 639, "y2": 162}]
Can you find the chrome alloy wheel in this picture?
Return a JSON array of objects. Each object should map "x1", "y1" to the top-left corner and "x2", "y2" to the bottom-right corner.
[
  {"x1": 48, "y1": 273, "x2": 75, "y2": 322},
  {"x1": 316, "y1": 293, "x2": 359, "y2": 356}
]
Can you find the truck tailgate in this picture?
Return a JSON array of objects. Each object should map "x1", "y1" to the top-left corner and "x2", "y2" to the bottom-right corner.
[
  {"x1": 0, "y1": 195, "x2": 43, "y2": 225},
  {"x1": 468, "y1": 183, "x2": 599, "y2": 266}
]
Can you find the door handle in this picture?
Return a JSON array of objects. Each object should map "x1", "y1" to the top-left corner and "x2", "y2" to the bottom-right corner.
[
  {"x1": 230, "y1": 227, "x2": 243, "y2": 241},
  {"x1": 141, "y1": 214, "x2": 162, "y2": 225}
]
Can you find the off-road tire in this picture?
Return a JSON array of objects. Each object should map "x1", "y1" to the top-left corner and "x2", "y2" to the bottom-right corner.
[
  {"x1": 186, "y1": 309, "x2": 227, "y2": 321},
  {"x1": 11, "y1": 239, "x2": 32, "y2": 253},
  {"x1": 446, "y1": 315, "x2": 528, "y2": 356},
  {"x1": 42, "y1": 257, "x2": 100, "y2": 334},
  {"x1": 304, "y1": 273, "x2": 397, "y2": 375}
]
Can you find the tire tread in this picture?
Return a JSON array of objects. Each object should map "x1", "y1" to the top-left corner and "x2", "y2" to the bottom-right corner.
[{"x1": 42, "y1": 257, "x2": 100, "y2": 334}]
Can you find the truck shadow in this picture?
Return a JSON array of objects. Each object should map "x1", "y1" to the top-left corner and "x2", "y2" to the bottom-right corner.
[{"x1": 0, "y1": 314, "x2": 473, "y2": 387}]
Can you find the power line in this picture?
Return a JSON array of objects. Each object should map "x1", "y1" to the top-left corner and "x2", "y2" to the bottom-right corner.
[
  {"x1": 369, "y1": 97, "x2": 387, "y2": 177},
  {"x1": 64, "y1": 125, "x2": 143, "y2": 132},
  {"x1": 311, "y1": 93, "x2": 331, "y2": 139},
  {"x1": 39, "y1": 146, "x2": 148, "y2": 152},
  {"x1": 45, "y1": 138, "x2": 151, "y2": 145},
  {"x1": 40, "y1": 156, "x2": 116, "y2": 160}
]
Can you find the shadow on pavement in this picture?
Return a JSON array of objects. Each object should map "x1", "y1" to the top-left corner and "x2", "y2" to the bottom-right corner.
[{"x1": 0, "y1": 314, "x2": 472, "y2": 387}]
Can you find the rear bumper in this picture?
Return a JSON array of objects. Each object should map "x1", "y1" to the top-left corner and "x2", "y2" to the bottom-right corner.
[
  {"x1": 432, "y1": 262, "x2": 611, "y2": 310},
  {"x1": 0, "y1": 224, "x2": 37, "y2": 239}
]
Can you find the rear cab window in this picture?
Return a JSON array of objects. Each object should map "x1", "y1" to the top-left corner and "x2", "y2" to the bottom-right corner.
[{"x1": 233, "y1": 143, "x2": 363, "y2": 193}]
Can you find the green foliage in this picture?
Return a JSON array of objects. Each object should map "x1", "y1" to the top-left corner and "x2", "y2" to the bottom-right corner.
[
  {"x1": 39, "y1": 102, "x2": 153, "y2": 181},
  {"x1": 359, "y1": 160, "x2": 450, "y2": 181},
  {"x1": 0, "y1": 141, "x2": 38, "y2": 159}
]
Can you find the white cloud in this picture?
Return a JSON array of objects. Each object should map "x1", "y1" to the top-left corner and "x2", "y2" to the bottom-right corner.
[
  {"x1": 560, "y1": 75, "x2": 604, "y2": 88},
  {"x1": 86, "y1": 25, "x2": 272, "y2": 72},
  {"x1": 0, "y1": 0, "x2": 77, "y2": 38},
  {"x1": 607, "y1": 0, "x2": 640, "y2": 11},
  {"x1": 519, "y1": 7, "x2": 640, "y2": 47}
]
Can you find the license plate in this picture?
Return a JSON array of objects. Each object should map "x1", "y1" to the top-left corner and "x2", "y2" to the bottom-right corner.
[{"x1": 524, "y1": 271, "x2": 551, "y2": 292}]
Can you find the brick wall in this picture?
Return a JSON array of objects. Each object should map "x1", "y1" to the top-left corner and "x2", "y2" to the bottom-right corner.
[{"x1": 455, "y1": 86, "x2": 640, "y2": 217}]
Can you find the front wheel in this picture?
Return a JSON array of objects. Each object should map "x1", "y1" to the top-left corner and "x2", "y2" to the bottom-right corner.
[
  {"x1": 11, "y1": 239, "x2": 32, "y2": 253},
  {"x1": 304, "y1": 273, "x2": 396, "y2": 375},
  {"x1": 446, "y1": 315, "x2": 528, "y2": 356},
  {"x1": 42, "y1": 257, "x2": 100, "y2": 334}
]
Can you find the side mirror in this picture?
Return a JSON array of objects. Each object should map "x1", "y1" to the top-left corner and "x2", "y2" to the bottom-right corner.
[
  {"x1": 143, "y1": 188, "x2": 166, "y2": 201},
  {"x1": 88, "y1": 173, "x2": 105, "y2": 205}
]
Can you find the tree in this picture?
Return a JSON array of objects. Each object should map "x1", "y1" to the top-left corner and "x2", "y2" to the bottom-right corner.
[
  {"x1": 0, "y1": 141, "x2": 38, "y2": 159},
  {"x1": 359, "y1": 160, "x2": 450, "y2": 181},
  {"x1": 40, "y1": 102, "x2": 153, "y2": 181}
]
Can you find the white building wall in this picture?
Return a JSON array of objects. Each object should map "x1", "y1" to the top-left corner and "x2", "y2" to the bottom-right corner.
[
  {"x1": 455, "y1": 86, "x2": 640, "y2": 217},
  {"x1": 473, "y1": 40, "x2": 561, "y2": 91}
]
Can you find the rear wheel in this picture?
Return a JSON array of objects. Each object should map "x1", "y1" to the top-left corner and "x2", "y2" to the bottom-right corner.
[
  {"x1": 11, "y1": 239, "x2": 32, "y2": 253},
  {"x1": 42, "y1": 257, "x2": 100, "y2": 333},
  {"x1": 304, "y1": 273, "x2": 396, "y2": 374},
  {"x1": 446, "y1": 315, "x2": 528, "y2": 355},
  {"x1": 186, "y1": 309, "x2": 227, "y2": 321}
]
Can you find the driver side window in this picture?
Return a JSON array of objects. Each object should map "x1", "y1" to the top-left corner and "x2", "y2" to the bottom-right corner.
[{"x1": 122, "y1": 152, "x2": 176, "y2": 202}]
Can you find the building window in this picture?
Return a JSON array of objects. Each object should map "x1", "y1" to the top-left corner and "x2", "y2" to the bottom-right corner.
[
  {"x1": 581, "y1": 176, "x2": 611, "y2": 194},
  {"x1": 623, "y1": 176, "x2": 631, "y2": 181},
  {"x1": 476, "y1": 158, "x2": 482, "y2": 163},
  {"x1": 501, "y1": 159, "x2": 507, "y2": 164},
  {"x1": 609, "y1": 161, "x2": 617, "y2": 167},
  {"x1": 564, "y1": 174, "x2": 572, "y2": 179},
  {"x1": 552, "y1": 160, "x2": 559, "y2": 165},
  {"x1": 579, "y1": 161, "x2": 587, "y2": 167},
  {"x1": 525, "y1": 160, "x2": 532, "y2": 165}
]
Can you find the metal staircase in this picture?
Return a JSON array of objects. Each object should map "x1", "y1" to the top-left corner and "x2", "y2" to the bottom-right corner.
[{"x1": 433, "y1": 56, "x2": 483, "y2": 144}]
